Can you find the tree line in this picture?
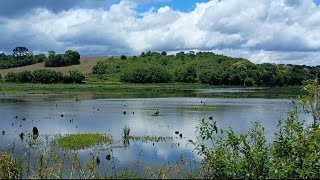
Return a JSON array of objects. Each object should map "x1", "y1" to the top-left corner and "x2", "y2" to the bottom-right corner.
[
  {"x1": 0, "y1": 47, "x2": 80, "y2": 69},
  {"x1": 3, "y1": 70, "x2": 85, "y2": 84},
  {"x1": 93, "y1": 51, "x2": 320, "y2": 86}
]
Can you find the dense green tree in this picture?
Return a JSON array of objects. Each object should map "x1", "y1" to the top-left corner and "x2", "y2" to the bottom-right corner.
[
  {"x1": 34, "y1": 54, "x2": 47, "y2": 63},
  {"x1": 45, "y1": 50, "x2": 80, "y2": 67},
  {"x1": 32, "y1": 69, "x2": 63, "y2": 83},
  {"x1": 120, "y1": 55, "x2": 127, "y2": 60},
  {"x1": 92, "y1": 51, "x2": 317, "y2": 86},
  {"x1": 12, "y1": 47, "x2": 30, "y2": 58},
  {"x1": 121, "y1": 65, "x2": 171, "y2": 83},
  {"x1": 63, "y1": 70, "x2": 85, "y2": 83},
  {"x1": 175, "y1": 65, "x2": 197, "y2": 83},
  {"x1": 4, "y1": 69, "x2": 85, "y2": 84},
  {"x1": 161, "y1": 51, "x2": 167, "y2": 56}
]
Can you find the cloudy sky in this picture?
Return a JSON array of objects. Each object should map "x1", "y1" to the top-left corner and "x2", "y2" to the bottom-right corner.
[{"x1": 0, "y1": 0, "x2": 319, "y2": 65}]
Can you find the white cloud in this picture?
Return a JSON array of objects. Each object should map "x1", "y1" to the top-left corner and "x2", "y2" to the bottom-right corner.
[{"x1": 0, "y1": 0, "x2": 319, "y2": 65}]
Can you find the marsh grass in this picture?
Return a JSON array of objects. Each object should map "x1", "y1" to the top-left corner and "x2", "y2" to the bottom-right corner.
[
  {"x1": 129, "y1": 136, "x2": 176, "y2": 143},
  {"x1": 0, "y1": 152, "x2": 23, "y2": 179},
  {"x1": 0, "y1": 82, "x2": 302, "y2": 98},
  {"x1": 123, "y1": 126, "x2": 130, "y2": 139},
  {"x1": 55, "y1": 133, "x2": 112, "y2": 151},
  {"x1": 179, "y1": 106, "x2": 221, "y2": 112}
]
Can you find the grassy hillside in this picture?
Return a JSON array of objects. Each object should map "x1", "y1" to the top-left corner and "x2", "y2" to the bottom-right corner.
[{"x1": 0, "y1": 57, "x2": 105, "y2": 77}]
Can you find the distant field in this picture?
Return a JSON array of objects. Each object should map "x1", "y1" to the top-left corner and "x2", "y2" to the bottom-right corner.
[{"x1": 0, "y1": 57, "x2": 106, "y2": 77}]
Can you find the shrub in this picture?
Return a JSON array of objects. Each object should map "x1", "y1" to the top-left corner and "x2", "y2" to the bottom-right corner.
[
  {"x1": 5, "y1": 70, "x2": 85, "y2": 84},
  {"x1": 34, "y1": 54, "x2": 47, "y2": 63},
  {"x1": 63, "y1": 70, "x2": 85, "y2": 83},
  {"x1": 189, "y1": 80, "x2": 320, "y2": 179},
  {"x1": 32, "y1": 69, "x2": 63, "y2": 84},
  {"x1": 120, "y1": 55, "x2": 127, "y2": 60},
  {"x1": 120, "y1": 66, "x2": 171, "y2": 83}
]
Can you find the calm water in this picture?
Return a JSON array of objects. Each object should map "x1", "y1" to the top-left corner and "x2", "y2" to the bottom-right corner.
[{"x1": 0, "y1": 94, "x2": 312, "y2": 177}]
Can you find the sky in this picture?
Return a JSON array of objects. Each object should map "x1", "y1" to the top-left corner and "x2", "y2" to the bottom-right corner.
[{"x1": 0, "y1": 0, "x2": 319, "y2": 65}]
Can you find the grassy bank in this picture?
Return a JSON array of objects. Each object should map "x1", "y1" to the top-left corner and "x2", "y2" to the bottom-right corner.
[{"x1": 0, "y1": 81, "x2": 302, "y2": 99}]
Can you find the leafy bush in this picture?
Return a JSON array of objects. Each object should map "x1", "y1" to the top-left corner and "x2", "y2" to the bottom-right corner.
[
  {"x1": 189, "y1": 80, "x2": 320, "y2": 179},
  {"x1": 32, "y1": 69, "x2": 63, "y2": 84},
  {"x1": 34, "y1": 54, "x2": 47, "y2": 63},
  {"x1": 120, "y1": 66, "x2": 172, "y2": 83},
  {"x1": 4, "y1": 70, "x2": 85, "y2": 84},
  {"x1": 63, "y1": 70, "x2": 85, "y2": 83},
  {"x1": 174, "y1": 65, "x2": 197, "y2": 83}
]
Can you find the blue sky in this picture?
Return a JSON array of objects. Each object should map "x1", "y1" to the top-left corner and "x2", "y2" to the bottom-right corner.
[
  {"x1": 108, "y1": 0, "x2": 320, "y2": 12},
  {"x1": 135, "y1": 0, "x2": 210, "y2": 12},
  {"x1": 0, "y1": 0, "x2": 319, "y2": 65}
]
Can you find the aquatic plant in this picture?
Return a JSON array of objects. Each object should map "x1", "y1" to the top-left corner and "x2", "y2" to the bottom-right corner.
[
  {"x1": 123, "y1": 126, "x2": 130, "y2": 139},
  {"x1": 130, "y1": 135, "x2": 176, "y2": 143},
  {"x1": 55, "y1": 133, "x2": 112, "y2": 150}
]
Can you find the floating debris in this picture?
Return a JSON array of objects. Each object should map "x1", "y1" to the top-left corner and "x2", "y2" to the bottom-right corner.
[
  {"x1": 32, "y1": 127, "x2": 39, "y2": 136},
  {"x1": 96, "y1": 156, "x2": 100, "y2": 165},
  {"x1": 22, "y1": 117, "x2": 26, "y2": 121},
  {"x1": 15, "y1": 116, "x2": 18, "y2": 119},
  {"x1": 61, "y1": 114, "x2": 64, "y2": 117},
  {"x1": 19, "y1": 133, "x2": 24, "y2": 140},
  {"x1": 106, "y1": 154, "x2": 111, "y2": 161},
  {"x1": 179, "y1": 133, "x2": 182, "y2": 138},
  {"x1": 154, "y1": 109, "x2": 159, "y2": 116},
  {"x1": 175, "y1": 131, "x2": 179, "y2": 134},
  {"x1": 208, "y1": 116, "x2": 213, "y2": 120},
  {"x1": 123, "y1": 111, "x2": 126, "y2": 115},
  {"x1": 2, "y1": 131, "x2": 5, "y2": 135}
]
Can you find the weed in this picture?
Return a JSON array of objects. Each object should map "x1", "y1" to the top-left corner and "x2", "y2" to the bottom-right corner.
[{"x1": 55, "y1": 133, "x2": 112, "y2": 150}]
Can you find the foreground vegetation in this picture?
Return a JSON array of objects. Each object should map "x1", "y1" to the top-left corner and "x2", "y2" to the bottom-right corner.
[
  {"x1": 0, "y1": 79, "x2": 319, "y2": 179},
  {"x1": 188, "y1": 78, "x2": 320, "y2": 179}
]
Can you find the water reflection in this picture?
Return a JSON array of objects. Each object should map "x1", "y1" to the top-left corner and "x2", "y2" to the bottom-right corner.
[{"x1": 0, "y1": 95, "x2": 313, "y2": 176}]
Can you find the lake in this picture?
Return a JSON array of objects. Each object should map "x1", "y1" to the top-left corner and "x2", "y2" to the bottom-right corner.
[{"x1": 0, "y1": 94, "x2": 312, "y2": 178}]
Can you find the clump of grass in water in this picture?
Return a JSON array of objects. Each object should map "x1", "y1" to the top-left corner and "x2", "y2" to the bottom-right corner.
[
  {"x1": 130, "y1": 136, "x2": 176, "y2": 142},
  {"x1": 180, "y1": 106, "x2": 221, "y2": 112},
  {"x1": 123, "y1": 126, "x2": 131, "y2": 139},
  {"x1": 55, "y1": 133, "x2": 112, "y2": 151}
]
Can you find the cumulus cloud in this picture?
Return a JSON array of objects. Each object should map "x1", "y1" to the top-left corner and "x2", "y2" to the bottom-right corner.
[{"x1": 0, "y1": 0, "x2": 319, "y2": 65}]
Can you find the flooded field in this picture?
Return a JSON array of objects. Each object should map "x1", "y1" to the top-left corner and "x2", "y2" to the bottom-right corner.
[{"x1": 0, "y1": 94, "x2": 312, "y2": 178}]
